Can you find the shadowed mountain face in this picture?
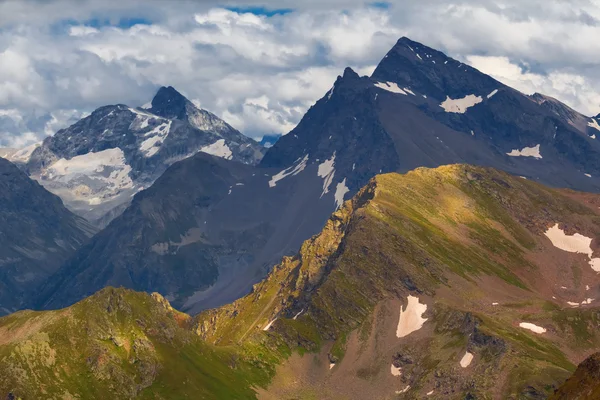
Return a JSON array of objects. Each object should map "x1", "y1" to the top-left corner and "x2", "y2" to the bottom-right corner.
[
  {"x1": 8, "y1": 86, "x2": 264, "y2": 227},
  {"x1": 5, "y1": 165, "x2": 600, "y2": 399},
  {"x1": 0, "y1": 158, "x2": 95, "y2": 315},
  {"x1": 36, "y1": 37, "x2": 600, "y2": 316}
]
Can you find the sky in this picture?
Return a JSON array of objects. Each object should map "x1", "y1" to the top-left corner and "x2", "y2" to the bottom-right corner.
[{"x1": 1, "y1": 0, "x2": 600, "y2": 147}]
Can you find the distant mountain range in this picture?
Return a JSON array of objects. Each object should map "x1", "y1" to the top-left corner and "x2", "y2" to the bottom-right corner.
[
  {"x1": 33, "y1": 37, "x2": 600, "y2": 316},
  {"x1": 2, "y1": 86, "x2": 265, "y2": 227}
]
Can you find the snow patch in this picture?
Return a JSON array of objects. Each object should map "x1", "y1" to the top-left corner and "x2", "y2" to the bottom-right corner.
[
  {"x1": 506, "y1": 144, "x2": 542, "y2": 159},
  {"x1": 317, "y1": 153, "x2": 336, "y2": 197},
  {"x1": 200, "y1": 139, "x2": 233, "y2": 160},
  {"x1": 7, "y1": 142, "x2": 41, "y2": 163},
  {"x1": 269, "y1": 154, "x2": 309, "y2": 188},
  {"x1": 263, "y1": 318, "x2": 278, "y2": 331},
  {"x1": 589, "y1": 118, "x2": 600, "y2": 131},
  {"x1": 519, "y1": 322, "x2": 546, "y2": 334},
  {"x1": 139, "y1": 121, "x2": 172, "y2": 157},
  {"x1": 396, "y1": 296, "x2": 428, "y2": 338},
  {"x1": 544, "y1": 223, "x2": 600, "y2": 272},
  {"x1": 440, "y1": 94, "x2": 483, "y2": 113},
  {"x1": 327, "y1": 85, "x2": 335, "y2": 100},
  {"x1": 460, "y1": 352, "x2": 474, "y2": 368},
  {"x1": 334, "y1": 178, "x2": 350, "y2": 210},
  {"x1": 396, "y1": 386, "x2": 410, "y2": 394},
  {"x1": 293, "y1": 309, "x2": 304, "y2": 320},
  {"x1": 374, "y1": 82, "x2": 407, "y2": 95}
]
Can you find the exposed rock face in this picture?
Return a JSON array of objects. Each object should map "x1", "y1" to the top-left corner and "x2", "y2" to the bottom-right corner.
[
  {"x1": 0, "y1": 158, "x2": 95, "y2": 315},
  {"x1": 13, "y1": 86, "x2": 264, "y2": 227}
]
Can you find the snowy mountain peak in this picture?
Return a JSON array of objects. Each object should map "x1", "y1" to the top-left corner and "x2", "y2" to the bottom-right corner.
[{"x1": 19, "y1": 86, "x2": 264, "y2": 226}]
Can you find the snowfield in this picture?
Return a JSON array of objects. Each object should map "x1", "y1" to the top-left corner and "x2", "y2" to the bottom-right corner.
[
  {"x1": 391, "y1": 364, "x2": 402, "y2": 376},
  {"x1": 375, "y1": 81, "x2": 408, "y2": 95},
  {"x1": 334, "y1": 178, "x2": 350, "y2": 210},
  {"x1": 396, "y1": 296, "x2": 428, "y2": 338},
  {"x1": 460, "y1": 352, "x2": 474, "y2": 368},
  {"x1": 263, "y1": 318, "x2": 278, "y2": 331},
  {"x1": 519, "y1": 322, "x2": 546, "y2": 334},
  {"x1": 506, "y1": 144, "x2": 542, "y2": 159},
  {"x1": 41, "y1": 148, "x2": 133, "y2": 205},
  {"x1": 318, "y1": 153, "x2": 336, "y2": 197},
  {"x1": 544, "y1": 223, "x2": 600, "y2": 272},
  {"x1": 200, "y1": 139, "x2": 233, "y2": 160},
  {"x1": 269, "y1": 154, "x2": 309, "y2": 188},
  {"x1": 440, "y1": 94, "x2": 483, "y2": 113},
  {"x1": 589, "y1": 118, "x2": 600, "y2": 131}
]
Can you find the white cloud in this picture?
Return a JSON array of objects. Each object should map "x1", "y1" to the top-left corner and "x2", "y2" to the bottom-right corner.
[
  {"x1": 0, "y1": 1, "x2": 600, "y2": 148},
  {"x1": 467, "y1": 55, "x2": 600, "y2": 115}
]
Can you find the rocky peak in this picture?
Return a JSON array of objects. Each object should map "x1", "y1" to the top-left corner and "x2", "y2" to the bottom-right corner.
[
  {"x1": 371, "y1": 36, "x2": 501, "y2": 101},
  {"x1": 149, "y1": 86, "x2": 190, "y2": 121}
]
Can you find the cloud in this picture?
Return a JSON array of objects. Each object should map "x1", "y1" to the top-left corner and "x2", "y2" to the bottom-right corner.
[{"x1": 0, "y1": 0, "x2": 599, "y2": 148}]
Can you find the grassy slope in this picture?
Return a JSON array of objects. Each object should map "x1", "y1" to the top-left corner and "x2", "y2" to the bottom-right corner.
[
  {"x1": 0, "y1": 288, "x2": 272, "y2": 400},
  {"x1": 3, "y1": 165, "x2": 600, "y2": 399},
  {"x1": 195, "y1": 165, "x2": 600, "y2": 399}
]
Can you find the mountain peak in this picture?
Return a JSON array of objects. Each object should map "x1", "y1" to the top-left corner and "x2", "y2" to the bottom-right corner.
[
  {"x1": 342, "y1": 67, "x2": 360, "y2": 80},
  {"x1": 371, "y1": 36, "x2": 500, "y2": 101},
  {"x1": 150, "y1": 86, "x2": 191, "y2": 120}
]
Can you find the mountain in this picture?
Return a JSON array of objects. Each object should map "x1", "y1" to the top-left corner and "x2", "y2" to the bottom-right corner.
[
  {"x1": 551, "y1": 352, "x2": 600, "y2": 399},
  {"x1": 6, "y1": 165, "x2": 600, "y2": 399},
  {"x1": 36, "y1": 37, "x2": 600, "y2": 315},
  {"x1": 195, "y1": 165, "x2": 600, "y2": 399},
  {"x1": 0, "y1": 158, "x2": 95, "y2": 315},
  {"x1": 36, "y1": 152, "x2": 256, "y2": 310},
  {"x1": 13, "y1": 86, "x2": 264, "y2": 227},
  {"x1": 0, "y1": 288, "x2": 272, "y2": 399}
]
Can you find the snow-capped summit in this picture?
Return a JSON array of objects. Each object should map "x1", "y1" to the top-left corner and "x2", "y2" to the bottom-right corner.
[{"x1": 19, "y1": 87, "x2": 265, "y2": 226}]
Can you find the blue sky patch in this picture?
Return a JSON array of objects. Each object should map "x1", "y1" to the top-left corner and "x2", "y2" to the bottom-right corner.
[
  {"x1": 225, "y1": 6, "x2": 294, "y2": 16},
  {"x1": 369, "y1": 2, "x2": 392, "y2": 9}
]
